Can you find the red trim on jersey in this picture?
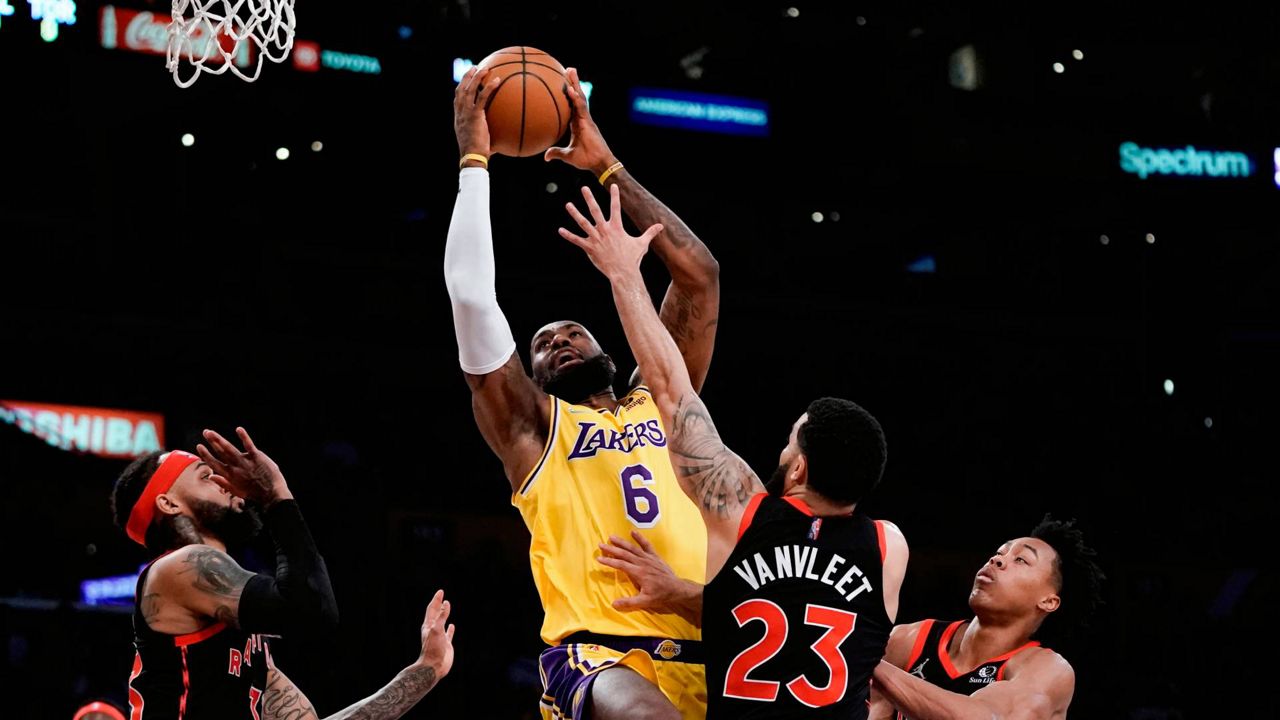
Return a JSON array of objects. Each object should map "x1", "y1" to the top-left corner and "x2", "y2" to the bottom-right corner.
[
  {"x1": 179, "y1": 646, "x2": 191, "y2": 719},
  {"x1": 938, "y1": 620, "x2": 1043, "y2": 680},
  {"x1": 174, "y1": 622, "x2": 227, "y2": 647},
  {"x1": 127, "y1": 652, "x2": 145, "y2": 720},
  {"x1": 737, "y1": 493, "x2": 768, "y2": 541},
  {"x1": 994, "y1": 641, "x2": 1042, "y2": 681},
  {"x1": 875, "y1": 520, "x2": 888, "y2": 563},
  {"x1": 902, "y1": 619, "x2": 935, "y2": 670},
  {"x1": 937, "y1": 621, "x2": 965, "y2": 679},
  {"x1": 782, "y1": 496, "x2": 814, "y2": 516}
]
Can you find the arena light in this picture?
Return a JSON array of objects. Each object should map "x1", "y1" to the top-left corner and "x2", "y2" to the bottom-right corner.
[
  {"x1": 907, "y1": 255, "x2": 937, "y2": 274},
  {"x1": 181, "y1": 133, "x2": 195, "y2": 147},
  {"x1": 630, "y1": 87, "x2": 769, "y2": 137},
  {"x1": 1273, "y1": 148, "x2": 1279, "y2": 188},
  {"x1": 453, "y1": 58, "x2": 474, "y2": 82},
  {"x1": 81, "y1": 572, "x2": 140, "y2": 606},
  {"x1": 31, "y1": 0, "x2": 76, "y2": 42},
  {"x1": 949, "y1": 44, "x2": 982, "y2": 91},
  {"x1": 1120, "y1": 141, "x2": 1253, "y2": 180},
  {"x1": 1053, "y1": 63, "x2": 1065, "y2": 74},
  {"x1": 276, "y1": 147, "x2": 290, "y2": 160},
  {"x1": 311, "y1": 141, "x2": 322, "y2": 152},
  {"x1": 1073, "y1": 49, "x2": 1084, "y2": 61},
  {"x1": 1163, "y1": 379, "x2": 1175, "y2": 396},
  {"x1": 0, "y1": 1, "x2": 14, "y2": 30}
]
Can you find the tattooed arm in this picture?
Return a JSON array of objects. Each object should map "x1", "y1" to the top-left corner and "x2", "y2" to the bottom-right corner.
[
  {"x1": 560, "y1": 184, "x2": 762, "y2": 579},
  {"x1": 261, "y1": 590, "x2": 456, "y2": 720},
  {"x1": 547, "y1": 68, "x2": 720, "y2": 392},
  {"x1": 142, "y1": 544, "x2": 257, "y2": 634},
  {"x1": 193, "y1": 427, "x2": 340, "y2": 633}
]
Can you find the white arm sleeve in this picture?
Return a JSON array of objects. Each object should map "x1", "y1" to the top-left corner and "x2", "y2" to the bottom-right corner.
[{"x1": 444, "y1": 168, "x2": 518, "y2": 375}]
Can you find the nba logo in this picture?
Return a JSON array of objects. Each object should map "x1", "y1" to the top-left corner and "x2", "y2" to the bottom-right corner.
[{"x1": 807, "y1": 518, "x2": 823, "y2": 540}]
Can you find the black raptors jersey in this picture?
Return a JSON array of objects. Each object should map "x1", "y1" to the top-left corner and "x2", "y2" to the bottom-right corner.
[
  {"x1": 127, "y1": 560, "x2": 271, "y2": 719},
  {"x1": 894, "y1": 619, "x2": 1041, "y2": 720},
  {"x1": 704, "y1": 494, "x2": 893, "y2": 719}
]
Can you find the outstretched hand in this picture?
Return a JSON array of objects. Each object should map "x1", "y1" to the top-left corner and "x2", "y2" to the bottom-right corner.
[
  {"x1": 558, "y1": 184, "x2": 662, "y2": 282},
  {"x1": 416, "y1": 589, "x2": 456, "y2": 679},
  {"x1": 195, "y1": 427, "x2": 290, "y2": 507},
  {"x1": 596, "y1": 531, "x2": 686, "y2": 613}
]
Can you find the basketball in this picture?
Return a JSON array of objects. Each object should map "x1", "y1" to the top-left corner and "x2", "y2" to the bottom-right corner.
[{"x1": 476, "y1": 47, "x2": 572, "y2": 158}]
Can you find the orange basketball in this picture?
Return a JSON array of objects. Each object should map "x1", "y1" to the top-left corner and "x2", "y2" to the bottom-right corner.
[{"x1": 476, "y1": 47, "x2": 571, "y2": 158}]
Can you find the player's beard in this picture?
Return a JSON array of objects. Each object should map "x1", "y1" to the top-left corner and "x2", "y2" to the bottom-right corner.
[
  {"x1": 542, "y1": 354, "x2": 616, "y2": 404},
  {"x1": 766, "y1": 464, "x2": 789, "y2": 497},
  {"x1": 190, "y1": 498, "x2": 264, "y2": 548}
]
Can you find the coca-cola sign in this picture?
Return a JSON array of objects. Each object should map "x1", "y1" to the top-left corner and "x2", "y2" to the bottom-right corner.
[{"x1": 99, "y1": 5, "x2": 250, "y2": 67}]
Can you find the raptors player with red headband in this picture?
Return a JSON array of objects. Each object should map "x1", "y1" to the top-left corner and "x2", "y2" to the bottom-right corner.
[{"x1": 110, "y1": 427, "x2": 456, "y2": 720}]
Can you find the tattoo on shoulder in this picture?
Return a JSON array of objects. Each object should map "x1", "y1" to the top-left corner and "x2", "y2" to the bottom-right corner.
[
  {"x1": 140, "y1": 593, "x2": 162, "y2": 624},
  {"x1": 180, "y1": 547, "x2": 254, "y2": 599},
  {"x1": 669, "y1": 394, "x2": 756, "y2": 518}
]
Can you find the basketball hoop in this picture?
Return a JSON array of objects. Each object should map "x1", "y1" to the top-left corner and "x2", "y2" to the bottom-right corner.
[{"x1": 166, "y1": 0, "x2": 297, "y2": 87}]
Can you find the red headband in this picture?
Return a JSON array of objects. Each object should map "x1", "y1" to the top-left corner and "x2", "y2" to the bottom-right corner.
[
  {"x1": 126, "y1": 450, "x2": 200, "y2": 547},
  {"x1": 73, "y1": 702, "x2": 127, "y2": 720}
]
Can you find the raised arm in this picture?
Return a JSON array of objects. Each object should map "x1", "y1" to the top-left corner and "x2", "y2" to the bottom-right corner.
[
  {"x1": 145, "y1": 428, "x2": 340, "y2": 636},
  {"x1": 559, "y1": 184, "x2": 763, "y2": 578},
  {"x1": 447, "y1": 66, "x2": 551, "y2": 488},
  {"x1": 872, "y1": 649, "x2": 1075, "y2": 720},
  {"x1": 260, "y1": 590, "x2": 455, "y2": 720},
  {"x1": 546, "y1": 68, "x2": 721, "y2": 391}
]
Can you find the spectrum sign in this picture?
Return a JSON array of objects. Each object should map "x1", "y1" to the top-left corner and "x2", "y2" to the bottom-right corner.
[
  {"x1": 1119, "y1": 141, "x2": 1253, "y2": 180},
  {"x1": 0, "y1": 400, "x2": 164, "y2": 458}
]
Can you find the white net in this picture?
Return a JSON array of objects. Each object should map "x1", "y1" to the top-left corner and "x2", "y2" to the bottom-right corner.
[{"x1": 166, "y1": 0, "x2": 296, "y2": 88}]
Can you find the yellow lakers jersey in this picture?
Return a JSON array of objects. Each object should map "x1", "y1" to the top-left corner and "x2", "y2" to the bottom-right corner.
[{"x1": 513, "y1": 386, "x2": 707, "y2": 645}]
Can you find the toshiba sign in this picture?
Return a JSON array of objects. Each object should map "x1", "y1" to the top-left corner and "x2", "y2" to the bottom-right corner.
[
  {"x1": 1, "y1": 400, "x2": 165, "y2": 459},
  {"x1": 99, "y1": 5, "x2": 250, "y2": 67}
]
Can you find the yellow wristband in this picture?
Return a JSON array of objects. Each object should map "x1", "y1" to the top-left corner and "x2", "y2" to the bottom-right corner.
[
  {"x1": 459, "y1": 153, "x2": 489, "y2": 169},
  {"x1": 598, "y1": 161, "x2": 624, "y2": 185}
]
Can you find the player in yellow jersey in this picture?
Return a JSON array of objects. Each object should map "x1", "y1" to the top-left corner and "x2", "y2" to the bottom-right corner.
[{"x1": 446, "y1": 66, "x2": 721, "y2": 719}]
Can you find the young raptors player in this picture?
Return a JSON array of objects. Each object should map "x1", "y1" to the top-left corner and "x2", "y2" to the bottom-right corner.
[
  {"x1": 447, "y1": 66, "x2": 721, "y2": 719},
  {"x1": 559, "y1": 183, "x2": 909, "y2": 719},
  {"x1": 868, "y1": 517, "x2": 1103, "y2": 720}
]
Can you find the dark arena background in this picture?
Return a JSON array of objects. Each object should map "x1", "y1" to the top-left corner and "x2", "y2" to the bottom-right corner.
[{"x1": 2, "y1": 2, "x2": 1277, "y2": 717}]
